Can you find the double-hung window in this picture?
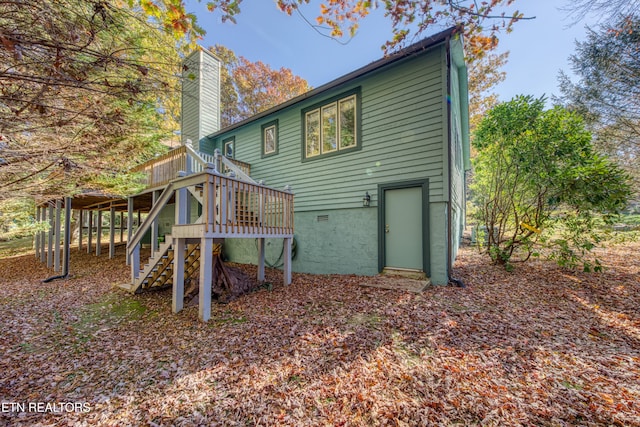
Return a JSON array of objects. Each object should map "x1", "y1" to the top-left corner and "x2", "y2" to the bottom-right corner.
[
  {"x1": 261, "y1": 120, "x2": 278, "y2": 157},
  {"x1": 303, "y1": 89, "x2": 359, "y2": 160}
]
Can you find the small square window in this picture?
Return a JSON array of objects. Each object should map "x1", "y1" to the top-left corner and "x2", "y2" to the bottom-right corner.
[
  {"x1": 223, "y1": 137, "x2": 234, "y2": 158},
  {"x1": 261, "y1": 120, "x2": 279, "y2": 157}
]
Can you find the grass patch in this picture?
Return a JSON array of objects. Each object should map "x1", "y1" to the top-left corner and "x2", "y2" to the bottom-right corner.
[
  {"x1": 347, "y1": 313, "x2": 383, "y2": 329},
  {"x1": 73, "y1": 295, "x2": 147, "y2": 342},
  {"x1": 18, "y1": 342, "x2": 38, "y2": 353},
  {"x1": 561, "y1": 380, "x2": 584, "y2": 390},
  {"x1": 619, "y1": 214, "x2": 640, "y2": 226},
  {"x1": 0, "y1": 236, "x2": 33, "y2": 258},
  {"x1": 209, "y1": 309, "x2": 248, "y2": 326}
]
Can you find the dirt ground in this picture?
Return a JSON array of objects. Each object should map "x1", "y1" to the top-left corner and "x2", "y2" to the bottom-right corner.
[{"x1": 1, "y1": 240, "x2": 639, "y2": 426}]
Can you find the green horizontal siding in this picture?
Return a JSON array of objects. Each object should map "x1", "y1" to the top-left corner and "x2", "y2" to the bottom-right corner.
[
  {"x1": 181, "y1": 52, "x2": 201, "y2": 147},
  {"x1": 199, "y1": 53, "x2": 220, "y2": 140},
  {"x1": 208, "y1": 45, "x2": 447, "y2": 212},
  {"x1": 181, "y1": 50, "x2": 221, "y2": 150}
]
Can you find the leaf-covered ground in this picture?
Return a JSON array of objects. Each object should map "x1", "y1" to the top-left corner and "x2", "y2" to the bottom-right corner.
[{"x1": 1, "y1": 241, "x2": 639, "y2": 426}]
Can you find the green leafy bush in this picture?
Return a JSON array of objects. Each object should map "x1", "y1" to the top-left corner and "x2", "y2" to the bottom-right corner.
[{"x1": 471, "y1": 95, "x2": 632, "y2": 271}]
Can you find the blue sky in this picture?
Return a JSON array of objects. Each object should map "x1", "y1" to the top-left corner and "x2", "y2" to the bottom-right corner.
[{"x1": 185, "y1": 0, "x2": 598, "y2": 103}]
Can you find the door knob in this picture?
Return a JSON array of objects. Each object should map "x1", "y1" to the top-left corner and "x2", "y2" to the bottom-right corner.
[{"x1": 385, "y1": 224, "x2": 390, "y2": 233}]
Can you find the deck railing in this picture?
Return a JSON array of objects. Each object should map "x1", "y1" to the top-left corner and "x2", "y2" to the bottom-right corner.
[
  {"x1": 169, "y1": 168, "x2": 294, "y2": 237},
  {"x1": 131, "y1": 145, "x2": 252, "y2": 189},
  {"x1": 131, "y1": 146, "x2": 187, "y2": 188},
  {"x1": 205, "y1": 173, "x2": 294, "y2": 236},
  {"x1": 222, "y1": 157, "x2": 251, "y2": 178},
  {"x1": 127, "y1": 167, "x2": 294, "y2": 285}
]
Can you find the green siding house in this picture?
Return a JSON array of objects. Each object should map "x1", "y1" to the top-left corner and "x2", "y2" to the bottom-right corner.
[{"x1": 183, "y1": 27, "x2": 470, "y2": 285}]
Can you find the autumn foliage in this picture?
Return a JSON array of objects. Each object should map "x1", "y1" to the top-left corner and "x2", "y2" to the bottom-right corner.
[
  {"x1": 149, "y1": 0, "x2": 523, "y2": 58},
  {"x1": 210, "y1": 45, "x2": 311, "y2": 127},
  {"x1": 0, "y1": 0, "x2": 187, "y2": 200}
]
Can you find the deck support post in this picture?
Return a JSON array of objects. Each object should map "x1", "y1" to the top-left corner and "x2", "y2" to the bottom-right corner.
[
  {"x1": 213, "y1": 148, "x2": 221, "y2": 173},
  {"x1": 34, "y1": 206, "x2": 41, "y2": 259},
  {"x1": 175, "y1": 172, "x2": 188, "y2": 225},
  {"x1": 205, "y1": 167, "x2": 215, "y2": 226},
  {"x1": 126, "y1": 197, "x2": 133, "y2": 266},
  {"x1": 63, "y1": 197, "x2": 71, "y2": 277},
  {"x1": 87, "y1": 210, "x2": 93, "y2": 254},
  {"x1": 54, "y1": 199, "x2": 61, "y2": 272},
  {"x1": 96, "y1": 210, "x2": 102, "y2": 256},
  {"x1": 185, "y1": 141, "x2": 194, "y2": 175},
  {"x1": 47, "y1": 203, "x2": 54, "y2": 268},
  {"x1": 199, "y1": 237, "x2": 213, "y2": 322},
  {"x1": 109, "y1": 206, "x2": 115, "y2": 259},
  {"x1": 183, "y1": 152, "x2": 193, "y2": 221},
  {"x1": 131, "y1": 245, "x2": 140, "y2": 285},
  {"x1": 283, "y1": 237, "x2": 292, "y2": 285},
  {"x1": 151, "y1": 190, "x2": 159, "y2": 257},
  {"x1": 257, "y1": 237, "x2": 265, "y2": 282},
  {"x1": 78, "y1": 210, "x2": 84, "y2": 252},
  {"x1": 39, "y1": 206, "x2": 46, "y2": 263},
  {"x1": 120, "y1": 211, "x2": 124, "y2": 243},
  {"x1": 172, "y1": 237, "x2": 185, "y2": 314}
]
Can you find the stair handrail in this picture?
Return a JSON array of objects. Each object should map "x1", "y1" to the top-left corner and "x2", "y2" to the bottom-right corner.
[
  {"x1": 127, "y1": 181, "x2": 175, "y2": 259},
  {"x1": 184, "y1": 141, "x2": 214, "y2": 174},
  {"x1": 215, "y1": 148, "x2": 257, "y2": 184},
  {"x1": 184, "y1": 141, "x2": 254, "y2": 184}
]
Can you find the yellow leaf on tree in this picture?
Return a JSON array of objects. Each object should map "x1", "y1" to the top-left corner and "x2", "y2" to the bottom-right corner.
[{"x1": 520, "y1": 222, "x2": 541, "y2": 234}]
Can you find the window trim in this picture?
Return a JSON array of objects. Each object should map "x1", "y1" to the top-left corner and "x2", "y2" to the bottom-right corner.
[
  {"x1": 301, "y1": 87, "x2": 361, "y2": 162},
  {"x1": 261, "y1": 120, "x2": 279, "y2": 158},
  {"x1": 223, "y1": 136, "x2": 234, "y2": 159}
]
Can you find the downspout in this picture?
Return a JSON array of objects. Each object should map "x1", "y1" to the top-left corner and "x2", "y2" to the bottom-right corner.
[{"x1": 445, "y1": 36, "x2": 465, "y2": 288}]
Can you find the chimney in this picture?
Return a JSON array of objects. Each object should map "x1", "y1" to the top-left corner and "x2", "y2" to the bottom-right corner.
[{"x1": 181, "y1": 48, "x2": 221, "y2": 151}]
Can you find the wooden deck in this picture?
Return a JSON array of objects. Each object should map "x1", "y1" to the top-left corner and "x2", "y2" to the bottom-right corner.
[
  {"x1": 34, "y1": 144, "x2": 293, "y2": 323},
  {"x1": 126, "y1": 162, "x2": 294, "y2": 322}
]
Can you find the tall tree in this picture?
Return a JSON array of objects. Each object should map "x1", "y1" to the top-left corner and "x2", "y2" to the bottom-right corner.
[
  {"x1": 562, "y1": 0, "x2": 640, "y2": 24},
  {"x1": 0, "y1": 0, "x2": 188, "y2": 200},
  {"x1": 471, "y1": 95, "x2": 631, "y2": 271},
  {"x1": 209, "y1": 45, "x2": 311, "y2": 128},
  {"x1": 557, "y1": 16, "x2": 640, "y2": 191}
]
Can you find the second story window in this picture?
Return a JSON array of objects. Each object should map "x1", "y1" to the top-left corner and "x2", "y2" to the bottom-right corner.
[
  {"x1": 303, "y1": 89, "x2": 359, "y2": 160},
  {"x1": 223, "y1": 136, "x2": 234, "y2": 158},
  {"x1": 262, "y1": 120, "x2": 278, "y2": 157}
]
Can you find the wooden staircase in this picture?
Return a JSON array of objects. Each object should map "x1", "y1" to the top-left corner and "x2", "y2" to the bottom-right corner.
[
  {"x1": 119, "y1": 236, "x2": 220, "y2": 294},
  {"x1": 139, "y1": 239, "x2": 199, "y2": 291},
  {"x1": 124, "y1": 155, "x2": 294, "y2": 319},
  {"x1": 187, "y1": 184, "x2": 204, "y2": 206}
]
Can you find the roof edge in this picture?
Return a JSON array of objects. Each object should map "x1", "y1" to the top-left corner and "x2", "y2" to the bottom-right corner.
[{"x1": 208, "y1": 26, "x2": 459, "y2": 137}]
